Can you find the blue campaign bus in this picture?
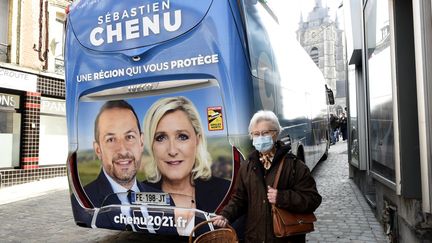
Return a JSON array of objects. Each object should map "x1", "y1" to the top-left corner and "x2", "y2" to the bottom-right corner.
[{"x1": 65, "y1": 0, "x2": 332, "y2": 237}]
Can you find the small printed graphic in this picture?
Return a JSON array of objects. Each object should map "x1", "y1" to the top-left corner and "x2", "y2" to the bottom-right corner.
[{"x1": 207, "y1": 106, "x2": 223, "y2": 131}]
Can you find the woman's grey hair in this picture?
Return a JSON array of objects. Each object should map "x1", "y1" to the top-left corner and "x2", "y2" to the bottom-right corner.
[
  {"x1": 248, "y1": 110, "x2": 282, "y2": 139},
  {"x1": 143, "y1": 96, "x2": 212, "y2": 183}
]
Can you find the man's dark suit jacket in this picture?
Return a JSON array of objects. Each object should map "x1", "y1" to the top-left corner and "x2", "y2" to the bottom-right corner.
[{"x1": 71, "y1": 169, "x2": 160, "y2": 231}]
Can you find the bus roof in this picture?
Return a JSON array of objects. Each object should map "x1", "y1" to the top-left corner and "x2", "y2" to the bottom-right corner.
[{"x1": 68, "y1": 0, "x2": 213, "y2": 52}]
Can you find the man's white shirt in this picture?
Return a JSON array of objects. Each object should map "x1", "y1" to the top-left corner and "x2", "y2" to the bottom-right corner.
[{"x1": 103, "y1": 168, "x2": 156, "y2": 233}]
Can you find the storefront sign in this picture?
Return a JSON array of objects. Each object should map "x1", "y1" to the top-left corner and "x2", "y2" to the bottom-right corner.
[
  {"x1": 0, "y1": 67, "x2": 37, "y2": 92},
  {"x1": 0, "y1": 93, "x2": 20, "y2": 109},
  {"x1": 40, "y1": 97, "x2": 66, "y2": 115}
]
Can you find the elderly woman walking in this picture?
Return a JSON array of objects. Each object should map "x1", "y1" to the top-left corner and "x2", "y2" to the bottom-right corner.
[{"x1": 212, "y1": 110, "x2": 322, "y2": 243}]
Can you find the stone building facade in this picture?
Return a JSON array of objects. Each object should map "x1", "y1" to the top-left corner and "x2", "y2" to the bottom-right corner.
[
  {"x1": 0, "y1": 0, "x2": 71, "y2": 187},
  {"x1": 297, "y1": 0, "x2": 346, "y2": 114}
]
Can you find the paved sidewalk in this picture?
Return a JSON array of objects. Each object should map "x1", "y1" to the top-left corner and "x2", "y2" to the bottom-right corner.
[
  {"x1": 0, "y1": 176, "x2": 69, "y2": 205},
  {"x1": 307, "y1": 142, "x2": 388, "y2": 242}
]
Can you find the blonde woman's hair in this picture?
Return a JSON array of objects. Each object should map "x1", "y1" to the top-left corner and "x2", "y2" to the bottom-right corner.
[{"x1": 143, "y1": 96, "x2": 212, "y2": 183}]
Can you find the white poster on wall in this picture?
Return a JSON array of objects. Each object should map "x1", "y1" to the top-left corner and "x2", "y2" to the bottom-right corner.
[
  {"x1": 0, "y1": 134, "x2": 19, "y2": 168},
  {"x1": 39, "y1": 114, "x2": 67, "y2": 166},
  {"x1": 0, "y1": 134, "x2": 13, "y2": 167},
  {"x1": 0, "y1": 67, "x2": 37, "y2": 92}
]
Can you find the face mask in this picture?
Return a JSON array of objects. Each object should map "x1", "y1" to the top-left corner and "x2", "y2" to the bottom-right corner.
[{"x1": 253, "y1": 135, "x2": 274, "y2": 153}]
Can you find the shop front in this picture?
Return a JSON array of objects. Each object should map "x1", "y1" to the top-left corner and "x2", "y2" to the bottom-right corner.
[
  {"x1": 0, "y1": 66, "x2": 67, "y2": 187},
  {"x1": 0, "y1": 66, "x2": 37, "y2": 171}
]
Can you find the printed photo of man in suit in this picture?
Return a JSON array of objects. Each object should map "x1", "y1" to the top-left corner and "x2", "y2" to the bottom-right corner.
[
  {"x1": 72, "y1": 100, "x2": 161, "y2": 232},
  {"x1": 88, "y1": 100, "x2": 150, "y2": 206}
]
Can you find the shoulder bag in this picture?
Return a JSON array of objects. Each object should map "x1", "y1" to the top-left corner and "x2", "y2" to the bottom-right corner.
[{"x1": 271, "y1": 154, "x2": 317, "y2": 237}]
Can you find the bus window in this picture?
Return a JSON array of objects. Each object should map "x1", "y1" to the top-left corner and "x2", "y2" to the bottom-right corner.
[{"x1": 239, "y1": 0, "x2": 328, "y2": 168}]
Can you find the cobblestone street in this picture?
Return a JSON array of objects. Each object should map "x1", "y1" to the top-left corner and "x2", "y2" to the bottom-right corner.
[
  {"x1": 0, "y1": 142, "x2": 388, "y2": 242},
  {"x1": 307, "y1": 142, "x2": 388, "y2": 242}
]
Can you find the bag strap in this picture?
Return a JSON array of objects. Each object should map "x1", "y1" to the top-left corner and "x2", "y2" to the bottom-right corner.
[{"x1": 272, "y1": 154, "x2": 288, "y2": 189}]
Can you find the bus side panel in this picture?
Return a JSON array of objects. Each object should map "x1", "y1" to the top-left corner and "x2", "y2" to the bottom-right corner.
[{"x1": 240, "y1": 1, "x2": 329, "y2": 169}]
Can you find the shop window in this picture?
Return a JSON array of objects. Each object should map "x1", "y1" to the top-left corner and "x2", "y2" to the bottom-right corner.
[
  {"x1": 0, "y1": 112, "x2": 21, "y2": 168},
  {"x1": 52, "y1": 12, "x2": 66, "y2": 75},
  {"x1": 364, "y1": 0, "x2": 395, "y2": 182},
  {"x1": 347, "y1": 66, "x2": 359, "y2": 167},
  {"x1": 0, "y1": 92, "x2": 21, "y2": 168},
  {"x1": 0, "y1": 93, "x2": 21, "y2": 169},
  {"x1": 39, "y1": 97, "x2": 67, "y2": 166}
]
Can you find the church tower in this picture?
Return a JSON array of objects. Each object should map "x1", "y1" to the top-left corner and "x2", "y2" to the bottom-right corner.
[{"x1": 297, "y1": 0, "x2": 346, "y2": 111}]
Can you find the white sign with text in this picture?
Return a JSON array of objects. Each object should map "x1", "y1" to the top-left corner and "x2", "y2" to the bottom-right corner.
[{"x1": 0, "y1": 67, "x2": 37, "y2": 92}]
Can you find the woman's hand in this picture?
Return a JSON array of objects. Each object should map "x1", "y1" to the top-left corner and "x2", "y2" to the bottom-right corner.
[
  {"x1": 267, "y1": 185, "x2": 278, "y2": 204},
  {"x1": 211, "y1": 215, "x2": 228, "y2": 227}
]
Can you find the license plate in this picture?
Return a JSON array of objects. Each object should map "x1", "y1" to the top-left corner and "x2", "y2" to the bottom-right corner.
[{"x1": 131, "y1": 192, "x2": 170, "y2": 205}]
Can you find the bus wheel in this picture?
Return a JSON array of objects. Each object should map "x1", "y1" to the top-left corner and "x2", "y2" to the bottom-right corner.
[
  {"x1": 320, "y1": 143, "x2": 329, "y2": 161},
  {"x1": 320, "y1": 131, "x2": 330, "y2": 162}
]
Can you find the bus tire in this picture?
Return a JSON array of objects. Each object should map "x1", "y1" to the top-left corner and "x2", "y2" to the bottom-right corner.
[
  {"x1": 320, "y1": 133, "x2": 329, "y2": 162},
  {"x1": 320, "y1": 147, "x2": 328, "y2": 161}
]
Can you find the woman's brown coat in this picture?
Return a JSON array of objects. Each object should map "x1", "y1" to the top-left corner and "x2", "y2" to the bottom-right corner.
[{"x1": 221, "y1": 142, "x2": 322, "y2": 243}]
